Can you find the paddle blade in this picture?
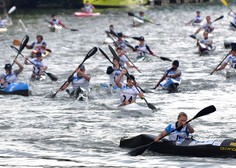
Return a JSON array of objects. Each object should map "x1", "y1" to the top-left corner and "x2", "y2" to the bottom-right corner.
[
  {"x1": 19, "y1": 35, "x2": 29, "y2": 53},
  {"x1": 13, "y1": 39, "x2": 21, "y2": 46},
  {"x1": 99, "y1": 47, "x2": 113, "y2": 64},
  {"x1": 147, "y1": 103, "x2": 157, "y2": 110},
  {"x1": 189, "y1": 34, "x2": 197, "y2": 39},
  {"x1": 221, "y1": 0, "x2": 229, "y2": 7},
  {"x1": 8, "y1": 6, "x2": 16, "y2": 14},
  {"x1": 79, "y1": 47, "x2": 98, "y2": 68},
  {"x1": 46, "y1": 72, "x2": 58, "y2": 81},
  {"x1": 128, "y1": 142, "x2": 155, "y2": 156},
  {"x1": 213, "y1": 15, "x2": 224, "y2": 22},
  {"x1": 192, "y1": 105, "x2": 216, "y2": 120},
  {"x1": 128, "y1": 12, "x2": 135, "y2": 17},
  {"x1": 160, "y1": 56, "x2": 172, "y2": 62},
  {"x1": 108, "y1": 45, "x2": 119, "y2": 61},
  {"x1": 70, "y1": 29, "x2": 79, "y2": 31}
]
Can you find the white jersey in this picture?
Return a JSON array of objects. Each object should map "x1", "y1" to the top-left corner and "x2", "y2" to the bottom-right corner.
[
  {"x1": 84, "y1": 4, "x2": 93, "y2": 13},
  {"x1": 136, "y1": 44, "x2": 147, "y2": 56},
  {"x1": 71, "y1": 73, "x2": 90, "y2": 91},
  {"x1": 201, "y1": 22, "x2": 214, "y2": 33},
  {"x1": 109, "y1": 68, "x2": 123, "y2": 86},
  {"x1": 119, "y1": 83, "x2": 140, "y2": 104},
  {"x1": 224, "y1": 54, "x2": 236, "y2": 68},
  {"x1": 165, "y1": 122, "x2": 189, "y2": 141},
  {"x1": 193, "y1": 16, "x2": 203, "y2": 23},
  {"x1": 30, "y1": 58, "x2": 47, "y2": 75},
  {"x1": 0, "y1": 19, "x2": 7, "y2": 28},
  {"x1": 119, "y1": 55, "x2": 128, "y2": 67},
  {"x1": 229, "y1": 13, "x2": 236, "y2": 24},
  {"x1": 0, "y1": 70, "x2": 20, "y2": 84}
]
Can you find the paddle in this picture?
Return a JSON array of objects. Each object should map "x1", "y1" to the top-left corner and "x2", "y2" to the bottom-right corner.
[
  {"x1": 10, "y1": 45, "x2": 58, "y2": 81},
  {"x1": 107, "y1": 33, "x2": 141, "y2": 73},
  {"x1": 210, "y1": 53, "x2": 230, "y2": 75},
  {"x1": 108, "y1": 45, "x2": 157, "y2": 111},
  {"x1": 45, "y1": 19, "x2": 79, "y2": 31},
  {"x1": 221, "y1": 0, "x2": 235, "y2": 14},
  {"x1": 230, "y1": 22, "x2": 236, "y2": 29},
  {"x1": 8, "y1": 6, "x2": 16, "y2": 14},
  {"x1": 125, "y1": 41, "x2": 172, "y2": 62},
  {"x1": 12, "y1": 39, "x2": 52, "y2": 53},
  {"x1": 128, "y1": 12, "x2": 161, "y2": 26},
  {"x1": 51, "y1": 47, "x2": 98, "y2": 98},
  {"x1": 11, "y1": 35, "x2": 29, "y2": 67},
  {"x1": 128, "y1": 105, "x2": 216, "y2": 156}
]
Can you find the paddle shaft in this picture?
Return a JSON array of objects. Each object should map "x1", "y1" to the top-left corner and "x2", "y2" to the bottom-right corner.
[
  {"x1": 210, "y1": 53, "x2": 230, "y2": 75},
  {"x1": 11, "y1": 35, "x2": 29, "y2": 67}
]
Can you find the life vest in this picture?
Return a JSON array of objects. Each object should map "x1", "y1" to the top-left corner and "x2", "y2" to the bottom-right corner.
[
  {"x1": 120, "y1": 83, "x2": 139, "y2": 104},
  {"x1": 71, "y1": 73, "x2": 90, "y2": 91}
]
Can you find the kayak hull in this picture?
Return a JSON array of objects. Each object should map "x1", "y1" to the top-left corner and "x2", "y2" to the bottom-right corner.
[
  {"x1": 83, "y1": 0, "x2": 148, "y2": 7},
  {"x1": 120, "y1": 134, "x2": 236, "y2": 158},
  {"x1": 0, "y1": 82, "x2": 29, "y2": 96},
  {"x1": 74, "y1": 12, "x2": 100, "y2": 17},
  {"x1": 0, "y1": 27, "x2": 7, "y2": 33}
]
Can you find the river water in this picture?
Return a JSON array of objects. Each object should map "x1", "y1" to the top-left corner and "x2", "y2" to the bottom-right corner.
[{"x1": 0, "y1": 3, "x2": 236, "y2": 167}]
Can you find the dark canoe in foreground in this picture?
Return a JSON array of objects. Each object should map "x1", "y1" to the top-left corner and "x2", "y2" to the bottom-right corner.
[
  {"x1": 119, "y1": 134, "x2": 236, "y2": 158},
  {"x1": 0, "y1": 82, "x2": 29, "y2": 96}
]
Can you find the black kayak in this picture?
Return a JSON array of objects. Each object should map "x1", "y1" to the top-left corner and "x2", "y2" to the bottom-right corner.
[{"x1": 120, "y1": 134, "x2": 236, "y2": 158}]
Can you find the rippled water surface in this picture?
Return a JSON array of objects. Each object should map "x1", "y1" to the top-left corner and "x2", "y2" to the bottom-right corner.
[{"x1": 0, "y1": 3, "x2": 236, "y2": 167}]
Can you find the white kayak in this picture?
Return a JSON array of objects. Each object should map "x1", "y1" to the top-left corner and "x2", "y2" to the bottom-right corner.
[
  {"x1": 0, "y1": 27, "x2": 7, "y2": 33},
  {"x1": 48, "y1": 24, "x2": 62, "y2": 32},
  {"x1": 133, "y1": 17, "x2": 144, "y2": 27}
]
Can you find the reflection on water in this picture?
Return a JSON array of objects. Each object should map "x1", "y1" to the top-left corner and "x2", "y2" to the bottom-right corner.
[{"x1": 0, "y1": 3, "x2": 236, "y2": 167}]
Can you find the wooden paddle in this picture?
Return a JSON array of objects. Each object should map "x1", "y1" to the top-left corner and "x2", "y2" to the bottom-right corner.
[
  {"x1": 10, "y1": 45, "x2": 58, "y2": 81},
  {"x1": 128, "y1": 105, "x2": 216, "y2": 156},
  {"x1": 45, "y1": 19, "x2": 79, "y2": 31},
  {"x1": 221, "y1": 0, "x2": 235, "y2": 14},
  {"x1": 107, "y1": 33, "x2": 141, "y2": 73},
  {"x1": 11, "y1": 35, "x2": 29, "y2": 67},
  {"x1": 12, "y1": 39, "x2": 52, "y2": 53},
  {"x1": 128, "y1": 12, "x2": 161, "y2": 26},
  {"x1": 51, "y1": 47, "x2": 98, "y2": 98},
  {"x1": 107, "y1": 45, "x2": 157, "y2": 111},
  {"x1": 210, "y1": 53, "x2": 230, "y2": 75}
]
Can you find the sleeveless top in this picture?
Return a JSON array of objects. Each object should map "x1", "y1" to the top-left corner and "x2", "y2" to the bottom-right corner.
[
  {"x1": 71, "y1": 73, "x2": 90, "y2": 91},
  {"x1": 165, "y1": 122, "x2": 190, "y2": 141},
  {"x1": 108, "y1": 67, "x2": 123, "y2": 86},
  {"x1": 30, "y1": 58, "x2": 47, "y2": 75},
  {"x1": 120, "y1": 83, "x2": 140, "y2": 104},
  {"x1": 224, "y1": 54, "x2": 236, "y2": 68},
  {"x1": 0, "y1": 70, "x2": 20, "y2": 84}
]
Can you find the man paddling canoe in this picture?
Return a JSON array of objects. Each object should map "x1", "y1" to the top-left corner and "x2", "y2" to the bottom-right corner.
[
  {"x1": 153, "y1": 60, "x2": 181, "y2": 93},
  {"x1": 133, "y1": 36, "x2": 155, "y2": 60},
  {"x1": 215, "y1": 44, "x2": 236, "y2": 72},
  {"x1": 186, "y1": 11, "x2": 203, "y2": 26},
  {"x1": 0, "y1": 60, "x2": 23, "y2": 88},
  {"x1": 191, "y1": 16, "x2": 214, "y2": 37},
  {"x1": 49, "y1": 14, "x2": 66, "y2": 29},
  {"x1": 115, "y1": 69, "x2": 144, "y2": 106},
  {"x1": 24, "y1": 52, "x2": 48, "y2": 81},
  {"x1": 26, "y1": 35, "x2": 47, "y2": 57},
  {"x1": 82, "y1": 0, "x2": 95, "y2": 13},
  {"x1": 60, "y1": 64, "x2": 91, "y2": 100},
  {"x1": 197, "y1": 31, "x2": 214, "y2": 55},
  {"x1": 155, "y1": 112, "x2": 194, "y2": 142}
]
